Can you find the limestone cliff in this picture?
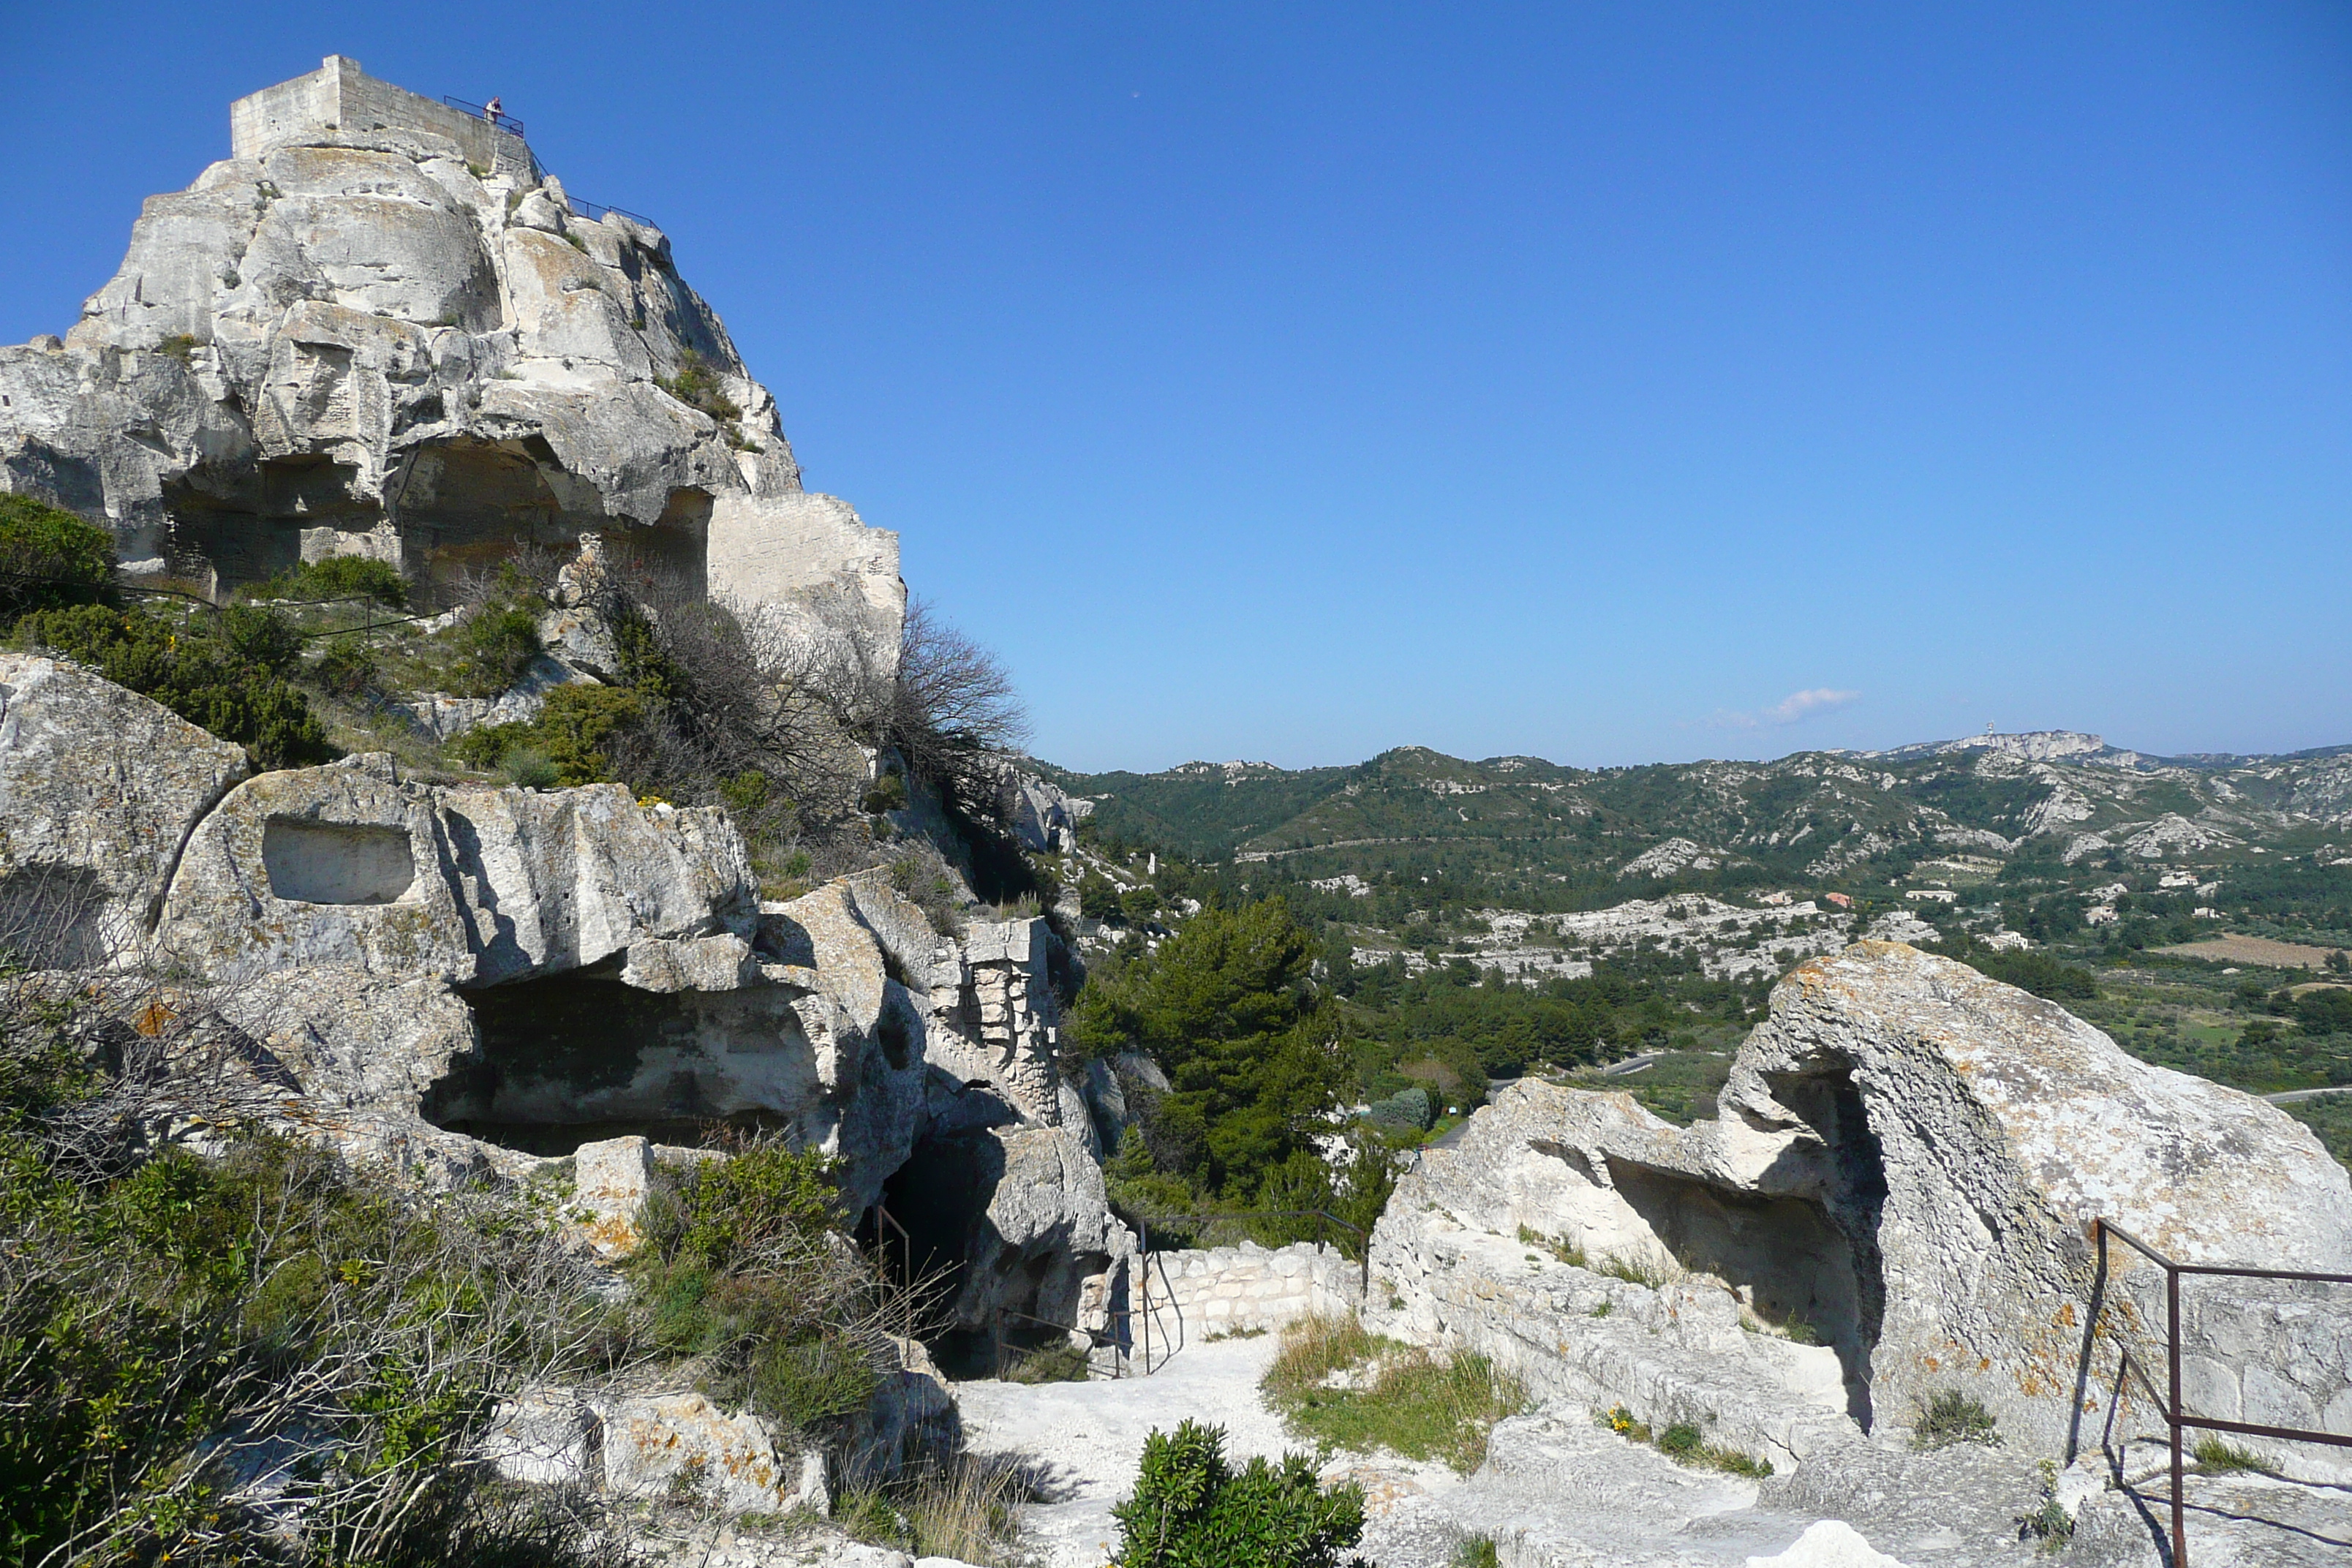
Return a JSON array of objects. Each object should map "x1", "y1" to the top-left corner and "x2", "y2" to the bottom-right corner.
[
  {"x1": 0, "y1": 56, "x2": 900, "y2": 658},
  {"x1": 0, "y1": 649, "x2": 1128, "y2": 1344}
]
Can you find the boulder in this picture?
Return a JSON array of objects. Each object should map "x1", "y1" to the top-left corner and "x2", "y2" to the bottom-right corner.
[
  {"x1": 0, "y1": 653, "x2": 247, "y2": 965},
  {"x1": 155, "y1": 756, "x2": 756, "y2": 985},
  {"x1": 1369, "y1": 941, "x2": 2352, "y2": 1464},
  {"x1": 599, "y1": 1390, "x2": 826, "y2": 1516},
  {"x1": 490, "y1": 1386, "x2": 827, "y2": 1518}
]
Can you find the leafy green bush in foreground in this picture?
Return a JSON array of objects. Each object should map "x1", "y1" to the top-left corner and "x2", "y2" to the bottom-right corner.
[{"x1": 1111, "y1": 1419, "x2": 1367, "y2": 1568}]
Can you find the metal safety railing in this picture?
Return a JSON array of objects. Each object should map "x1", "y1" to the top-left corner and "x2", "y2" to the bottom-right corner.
[
  {"x1": 2090, "y1": 1218, "x2": 2352, "y2": 1568},
  {"x1": 442, "y1": 96, "x2": 526, "y2": 139},
  {"x1": 567, "y1": 197, "x2": 657, "y2": 230}
]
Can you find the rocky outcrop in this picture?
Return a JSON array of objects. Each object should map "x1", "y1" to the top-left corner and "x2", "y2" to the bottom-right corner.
[
  {"x1": 487, "y1": 1386, "x2": 830, "y2": 1517},
  {"x1": 1368, "y1": 941, "x2": 2352, "y2": 1471},
  {"x1": 0, "y1": 652, "x2": 248, "y2": 966},
  {"x1": 995, "y1": 769, "x2": 1093, "y2": 855},
  {"x1": 156, "y1": 753, "x2": 756, "y2": 985},
  {"x1": 2, "y1": 657, "x2": 1130, "y2": 1384},
  {"x1": 0, "y1": 56, "x2": 900, "y2": 657}
]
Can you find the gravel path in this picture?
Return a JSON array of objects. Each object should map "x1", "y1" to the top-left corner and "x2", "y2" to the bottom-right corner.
[{"x1": 952, "y1": 1336, "x2": 1409, "y2": 1567}]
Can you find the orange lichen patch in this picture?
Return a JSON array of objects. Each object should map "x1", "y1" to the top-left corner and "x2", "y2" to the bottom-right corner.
[
  {"x1": 2055, "y1": 1303, "x2": 2076, "y2": 1328},
  {"x1": 583, "y1": 1214, "x2": 642, "y2": 1259},
  {"x1": 135, "y1": 998, "x2": 176, "y2": 1036}
]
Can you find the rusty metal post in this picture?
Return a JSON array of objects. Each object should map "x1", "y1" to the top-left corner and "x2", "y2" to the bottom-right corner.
[{"x1": 2168, "y1": 1262, "x2": 2185, "y2": 1568}]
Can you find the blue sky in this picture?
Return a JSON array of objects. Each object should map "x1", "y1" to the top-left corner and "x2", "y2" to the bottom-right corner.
[{"x1": 5, "y1": 3, "x2": 2348, "y2": 771}]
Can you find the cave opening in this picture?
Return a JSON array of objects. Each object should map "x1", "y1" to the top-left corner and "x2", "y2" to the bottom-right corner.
[
  {"x1": 874, "y1": 1130, "x2": 1006, "y2": 1375},
  {"x1": 423, "y1": 969, "x2": 812, "y2": 1157},
  {"x1": 1601, "y1": 1153, "x2": 1882, "y2": 1424},
  {"x1": 1765, "y1": 1060, "x2": 1891, "y2": 1427}
]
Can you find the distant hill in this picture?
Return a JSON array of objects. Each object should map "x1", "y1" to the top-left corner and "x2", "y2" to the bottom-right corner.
[{"x1": 1041, "y1": 733, "x2": 2352, "y2": 913}]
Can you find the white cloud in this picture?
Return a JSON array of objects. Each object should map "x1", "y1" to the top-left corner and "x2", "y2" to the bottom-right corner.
[
  {"x1": 1703, "y1": 687, "x2": 1860, "y2": 731},
  {"x1": 1764, "y1": 687, "x2": 1861, "y2": 724}
]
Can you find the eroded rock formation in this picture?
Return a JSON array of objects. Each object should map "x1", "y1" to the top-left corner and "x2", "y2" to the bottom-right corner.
[
  {"x1": 1369, "y1": 941, "x2": 2352, "y2": 1473},
  {"x1": 0, "y1": 56, "x2": 900, "y2": 657},
  {"x1": 0, "y1": 652, "x2": 1130, "y2": 1356}
]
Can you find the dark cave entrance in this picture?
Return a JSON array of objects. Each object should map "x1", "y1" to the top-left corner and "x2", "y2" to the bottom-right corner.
[
  {"x1": 873, "y1": 1130, "x2": 1007, "y2": 1375},
  {"x1": 156, "y1": 439, "x2": 712, "y2": 608},
  {"x1": 423, "y1": 969, "x2": 807, "y2": 1157}
]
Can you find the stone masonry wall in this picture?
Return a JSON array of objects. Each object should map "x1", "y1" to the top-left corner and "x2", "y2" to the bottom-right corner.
[{"x1": 1135, "y1": 1242, "x2": 1363, "y2": 1343}]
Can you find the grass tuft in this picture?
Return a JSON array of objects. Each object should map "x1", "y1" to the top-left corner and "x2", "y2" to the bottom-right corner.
[
  {"x1": 1599, "y1": 1405, "x2": 1774, "y2": 1477},
  {"x1": 1001, "y1": 1341, "x2": 1090, "y2": 1384},
  {"x1": 2193, "y1": 1434, "x2": 2266, "y2": 1474},
  {"x1": 1911, "y1": 1388, "x2": 2000, "y2": 1450},
  {"x1": 1262, "y1": 1312, "x2": 1529, "y2": 1474},
  {"x1": 833, "y1": 1458, "x2": 1027, "y2": 1566},
  {"x1": 1593, "y1": 1248, "x2": 1678, "y2": 1289},
  {"x1": 1517, "y1": 1224, "x2": 1586, "y2": 1267}
]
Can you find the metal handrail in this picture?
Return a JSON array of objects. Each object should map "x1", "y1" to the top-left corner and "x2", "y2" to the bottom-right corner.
[
  {"x1": 2089, "y1": 1218, "x2": 2352, "y2": 1568},
  {"x1": 568, "y1": 197, "x2": 657, "y2": 230},
  {"x1": 441, "y1": 95, "x2": 526, "y2": 139}
]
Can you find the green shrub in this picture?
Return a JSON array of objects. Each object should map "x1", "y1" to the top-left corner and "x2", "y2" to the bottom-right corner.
[
  {"x1": 1110, "y1": 1419, "x2": 1368, "y2": 1568},
  {"x1": 655, "y1": 350, "x2": 742, "y2": 421},
  {"x1": 0, "y1": 494, "x2": 116, "y2": 622},
  {"x1": 1367, "y1": 1086, "x2": 1433, "y2": 1131},
  {"x1": 625, "y1": 1137, "x2": 886, "y2": 1438},
  {"x1": 863, "y1": 770, "x2": 909, "y2": 816},
  {"x1": 1912, "y1": 1388, "x2": 1999, "y2": 1449},
  {"x1": 313, "y1": 633, "x2": 379, "y2": 698},
  {"x1": 500, "y1": 747, "x2": 560, "y2": 789},
  {"x1": 453, "y1": 685, "x2": 644, "y2": 786},
  {"x1": 14, "y1": 603, "x2": 332, "y2": 768},
  {"x1": 442, "y1": 598, "x2": 544, "y2": 696},
  {"x1": 678, "y1": 1142, "x2": 843, "y2": 1270},
  {"x1": 1453, "y1": 1538, "x2": 1499, "y2": 1568},
  {"x1": 0, "y1": 990, "x2": 622, "y2": 1568},
  {"x1": 249, "y1": 555, "x2": 410, "y2": 609},
  {"x1": 2018, "y1": 1460, "x2": 2075, "y2": 1553},
  {"x1": 720, "y1": 768, "x2": 772, "y2": 817}
]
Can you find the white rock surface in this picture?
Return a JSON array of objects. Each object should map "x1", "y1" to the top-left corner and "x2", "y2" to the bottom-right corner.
[
  {"x1": 155, "y1": 756, "x2": 757, "y2": 984},
  {"x1": 0, "y1": 56, "x2": 900, "y2": 658},
  {"x1": 0, "y1": 652, "x2": 247, "y2": 965},
  {"x1": 1368, "y1": 941, "x2": 2352, "y2": 1465},
  {"x1": 1744, "y1": 1520, "x2": 1909, "y2": 1567}
]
